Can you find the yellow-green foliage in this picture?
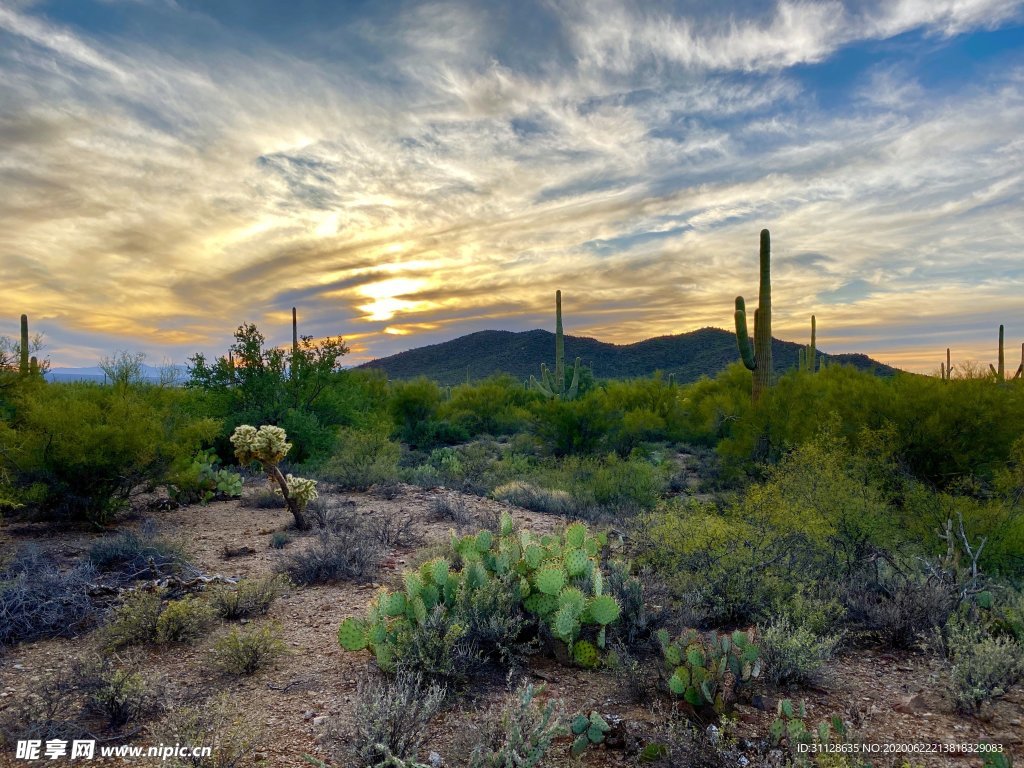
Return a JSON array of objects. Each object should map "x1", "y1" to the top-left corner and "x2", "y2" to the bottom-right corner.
[
  {"x1": 317, "y1": 426, "x2": 400, "y2": 490},
  {"x1": 155, "y1": 597, "x2": 216, "y2": 644},
  {"x1": 0, "y1": 383, "x2": 219, "y2": 522},
  {"x1": 212, "y1": 622, "x2": 288, "y2": 675},
  {"x1": 635, "y1": 428, "x2": 906, "y2": 623},
  {"x1": 102, "y1": 591, "x2": 163, "y2": 649},
  {"x1": 440, "y1": 375, "x2": 535, "y2": 436}
]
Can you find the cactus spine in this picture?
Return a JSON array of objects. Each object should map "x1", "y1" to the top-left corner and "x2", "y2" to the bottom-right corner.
[
  {"x1": 734, "y1": 229, "x2": 773, "y2": 401},
  {"x1": 531, "y1": 290, "x2": 580, "y2": 399},
  {"x1": 798, "y1": 315, "x2": 816, "y2": 372},
  {"x1": 19, "y1": 314, "x2": 29, "y2": 376}
]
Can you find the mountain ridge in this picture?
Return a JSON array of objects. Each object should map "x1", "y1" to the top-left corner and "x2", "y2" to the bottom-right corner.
[{"x1": 357, "y1": 327, "x2": 900, "y2": 385}]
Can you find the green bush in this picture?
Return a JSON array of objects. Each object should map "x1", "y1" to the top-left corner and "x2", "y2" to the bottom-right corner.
[
  {"x1": 209, "y1": 574, "x2": 290, "y2": 620},
  {"x1": 317, "y1": 427, "x2": 400, "y2": 490},
  {"x1": 462, "y1": 682, "x2": 565, "y2": 768},
  {"x1": 492, "y1": 481, "x2": 573, "y2": 516},
  {"x1": 88, "y1": 520, "x2": 189, "y2": 581},
  {"x1": 101, "y1": 591, "x2": 163, "y2": 649},
  {"x1": 440, "y1": 376, "x2": 535, "y2": 437},
  {"x1": 211, "y1": 622, "x2": 288, "y2": 675},
  {"x1": 155, "y1": 597, "x2": 216, "y2": 644},
  {"x1": 758, "y1": 615, "x2": 842, "y2": 686},
  {"x1": 945, "y1": 615, "x2": 1024, "y2": 712},
  {"x1": 340, "y1": 671, "x2": 447, "y2": 768},
  {"x1": 0, "y1": 383, "x2": 219, "y2": 523}
]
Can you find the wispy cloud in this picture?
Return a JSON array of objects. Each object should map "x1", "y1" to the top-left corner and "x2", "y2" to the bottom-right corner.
[{"x1": 0, "y1": 0, "x2": 1022, "y2": 371}]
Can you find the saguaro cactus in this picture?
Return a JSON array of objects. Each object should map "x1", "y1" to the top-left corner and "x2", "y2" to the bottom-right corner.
[
  {"x1": 734, "y1": 230, "x2": 773, "y2": 401},
  {"x1": 989, "y1": 325, "x2": 1006, "y2": 380},
  {"x1": 19, "y1": 314, "x2": 29, "y2": 376},
  {"x1": 798, "y1": 315, "x2": 816, "y2": 372},
  {"x1": 941, "y1": 348, "x2": 952, "y2": 381},
  {"x1": 291, "y1": 307, "x2": 299, "y2": 382},
  {"x1": 531, "y1": 290, "x2": 581, "y2": 400}
]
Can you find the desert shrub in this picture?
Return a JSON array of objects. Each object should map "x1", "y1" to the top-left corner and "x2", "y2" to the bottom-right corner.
[
  {"x1": 448, "y1": 572, "x2": 533, "y2": 668},
  {"x1": 269, "y1": 531, "x2": 291, "y2": 549},
  {"x1": 77, "y1": 654, "x2": 158, "y2": 729},
  {"x1": 211, "y1": 622, "x2": 287, "y2": 675},
  {"x1": 530, "y1": 395, "x2": 614, "y2": 457},
  {"x1": 209, "y1": 574, "x2": 290, "y2": 620},
  {"x1": 371, "y1": 508, "x2": 421, "y2": 548},
  {"x1": 0, "y1": 545, "x2": 97, "y2": 646},
  {"x1": 88, "y1": 519, "x2": 188, "y2": 582},
  {"x1": 391, "y1": 604, "x2": 479, "y2": 681},
  {"x1": 430, "y1": 492, "x2": 472, "y2": 525},
  {"x1": 101, "y1": 590, "x2": 163, "y2": 649},
  {"x1": 842, "y1": 570, "x2": 955, "y2": 649},
  {"x1": 440, "y1": 375, "x2": 535, "y2": 437},
  {"x1": 318, "y1": 427, "x2": 401, "y2": 490},
  {"x1": 492, "y1": 481, "x2": 573, "y2": 515},
  {"x1": 772, "y1": 586, "x2": 848, "y2": 637},
  {"x1": 242, "y1": 486, "x2": 283, "y2": 509},
  {"x1": 280, "y1": 523, "x2": 382, "y2": 585},
  {"x1": 390, "y1": 378, "x2": 467, "y2": 449},
  {"x1": 561, "y1": 453, "x2": 667, "y2": 515},
  {"x1": 157, "y1": 693, "x2": 263, "y2": 768},
  {"x1": 0, "y1": 382, "x2": 219, "y2": 523},
  {"x1": 0, "y1": 667, "x2": 89, "y2": 745},
  {"x1": 945, "y1": 615, "x2": 1024, "y2": 712},
  {"x1": 155, "y1": 597, "x2": 216, "y2": 644},
  {"x1": 604, "y1": 560, "x2": 665, "y2": 646},
  {"x1": 461, "y1": 681, "x2": 565, "y2": 768},
  {"x1": 759, "y1": 615, "x2": 842, "y2": 687},
  {"x1": 337, "y1": 671, "x2": 446, "y2": 768}
]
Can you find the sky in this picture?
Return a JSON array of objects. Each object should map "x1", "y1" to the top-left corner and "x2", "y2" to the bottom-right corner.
[{"x1": 1, "y1": 0, "x2": 1023, "y2": 373}]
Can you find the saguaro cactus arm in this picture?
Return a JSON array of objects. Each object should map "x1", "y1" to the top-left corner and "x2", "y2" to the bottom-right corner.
[{"x1": 734, "y1": 297, "x2": 756, "y2": 370}]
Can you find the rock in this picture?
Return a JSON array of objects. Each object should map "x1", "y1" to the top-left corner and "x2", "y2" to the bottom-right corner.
[
  {"x1": 313, "y1": 716, "x2": 329, "y2": 727},
  {"x1": 429, "y1": 752, "x2": 442, "y2": 767},
  {"x1": 303, "y1": 710, "x2": 315, "y2": 720}
]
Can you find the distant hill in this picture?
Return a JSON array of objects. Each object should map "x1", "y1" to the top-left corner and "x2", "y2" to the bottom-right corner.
[
  {"x1": 357, "y1": 327, "x2": 900, "y2": 385},
  {"x1": 45, "y1": 364, "x2": 186, "y2": 384}
]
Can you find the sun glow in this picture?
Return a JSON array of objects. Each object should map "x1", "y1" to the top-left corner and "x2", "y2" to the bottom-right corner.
[{"x1": 357, "y1": 277, "x2": 430, "y2": 322}]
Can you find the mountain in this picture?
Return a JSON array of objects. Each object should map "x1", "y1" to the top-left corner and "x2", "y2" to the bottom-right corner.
[
  {"x1": 357, "y1": 327, "x2": 900, "y2": 385},
  {"x1": 45, "y1": 364, "x2": 187, "y2": 384}
]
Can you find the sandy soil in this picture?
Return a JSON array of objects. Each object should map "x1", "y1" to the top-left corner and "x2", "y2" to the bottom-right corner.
[{"x1": 0, "y1": 482, "x2": 1021, "y2": 768}]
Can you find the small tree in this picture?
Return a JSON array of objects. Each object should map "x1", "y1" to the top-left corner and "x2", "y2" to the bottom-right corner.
[{"x1": 230, "y1": 425, "x2": 317, "y2": 530}]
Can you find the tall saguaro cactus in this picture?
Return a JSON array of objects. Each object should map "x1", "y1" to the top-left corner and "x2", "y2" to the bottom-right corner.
[
  {"x1": 990, "y1": 325, "x2": 1005, "y2": 380},
  {"x1": 798, "y1": 315, "x2": 817, "y2": 372},
  {"x1": 941, "y1": 347, "x2": 952, "y2": 381},
  {"x1": 531, "y1": 290, "x2": 581, "y2": 400},
  {"x1": 291, "y1": 307, "x2": 299, "y2": 382},
  {"x1": 734, "y1": 229, "x2": 773, "y2": 401},
  {"x1": 19, "y1": 314, "x2": 29, "y2": 376}
]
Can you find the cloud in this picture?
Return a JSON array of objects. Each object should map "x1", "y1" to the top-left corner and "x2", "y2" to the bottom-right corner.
[{"x1": 0, "y1": 1, "x2": 1021, "y2": 372}]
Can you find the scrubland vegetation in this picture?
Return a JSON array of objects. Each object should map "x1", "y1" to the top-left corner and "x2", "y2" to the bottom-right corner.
[{"x1": 1, "y1": 308, "x2": 1023, "y2": 767}]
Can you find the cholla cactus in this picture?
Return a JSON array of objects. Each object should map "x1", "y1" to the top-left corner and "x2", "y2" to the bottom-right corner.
[
  {"x1": 279, "y1": 474, "x2": 318, "y2": 511},
  {"x1": 230, "y1": 424, "x2": 291, "y2": 465},
  {"x1": 230, "y1": 424, "x2": 312, "y2": 529}
]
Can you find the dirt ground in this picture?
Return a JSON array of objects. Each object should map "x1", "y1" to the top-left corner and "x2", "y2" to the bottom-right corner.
[{"x1": 0, "y1": 482, "x2": 1021, "y2": 768}]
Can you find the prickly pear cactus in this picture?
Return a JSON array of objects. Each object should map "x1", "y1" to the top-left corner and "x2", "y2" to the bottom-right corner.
[
  {"x1": 657, "y1": 627, "x2": 761, "y2": 712},
  {"x1": 336, "y1": 515, "x2": 624, "y2": 671},
  {"x1": 569, "y1": 711, "x2": 611, "y2": 757}
]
